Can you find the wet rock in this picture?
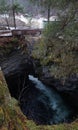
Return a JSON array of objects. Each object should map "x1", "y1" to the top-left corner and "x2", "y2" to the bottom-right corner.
[
  {"x1": 20, "y1": 81, "x2": 53, "y2": 125},
  {"x1": 0, "y1": 69, "x2": 29, "y2": 130},
  {"x1": 0, "y1": 107, "x2": 4, "y2": 126},
  {"x1": 40, "y1": 74, "x2": 78, "y2": 111},
  {"x1": 1, "y1": 50, "x2": 35, "y2": 99}
]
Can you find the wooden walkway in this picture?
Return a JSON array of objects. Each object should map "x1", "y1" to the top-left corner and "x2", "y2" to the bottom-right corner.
[{"x1": 0, "y1": 28, "x2": 42, "y2": 37}]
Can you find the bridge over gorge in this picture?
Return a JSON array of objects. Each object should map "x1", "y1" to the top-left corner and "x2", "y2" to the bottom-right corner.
[{"x1": 0, "y1": 28, "x2": 42, "y2": 38}]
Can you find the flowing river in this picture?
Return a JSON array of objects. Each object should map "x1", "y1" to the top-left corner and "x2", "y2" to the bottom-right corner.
[{"x1": 20, "y1": 75, "x2": 71, "y2": 125}]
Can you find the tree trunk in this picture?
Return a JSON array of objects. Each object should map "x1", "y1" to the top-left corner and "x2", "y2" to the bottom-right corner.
[
  {"x1": 13, "y1": 8, "x2": 16, "y2": 29},
  {"x1": 47, "y1": 5, "x2": 50, "y2": 23},
  {"x1": 12, "y1": 0, "x2": 16, "y2": 29}
]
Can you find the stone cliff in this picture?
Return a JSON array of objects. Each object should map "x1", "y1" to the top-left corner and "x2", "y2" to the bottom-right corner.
[{"x1": 0, "y1": 36, "x2": 78, "y2": 130}]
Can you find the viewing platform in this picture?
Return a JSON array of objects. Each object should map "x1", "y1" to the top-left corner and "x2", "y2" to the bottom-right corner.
[{"x1": 0, "y1": 28, "x2": 42, "y2": 37}]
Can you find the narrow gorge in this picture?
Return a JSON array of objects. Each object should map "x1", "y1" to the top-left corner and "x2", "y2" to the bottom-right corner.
[
  {"x1": 1, "y1": 48, "x2": 77, "y2": 125},
  {"x1": 0, "y1": 36, "x2": 78, "y2": 129}
]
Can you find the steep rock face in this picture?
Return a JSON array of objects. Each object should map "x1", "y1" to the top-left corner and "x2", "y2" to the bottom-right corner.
[
  {"x1": 0, "y1": 37, "x2": 78, "y2": 129},
  {"x1": 1, "y1": 49, "x2": 35, "y2": 99},
  {"x1": 0, "y1": 69, "x2": 78, "y2": 130},
  {"x1": 40, "y1": 72, "x2": 78, "y2": 111},
  {"x1": 32, "y1": 59, "x2": 78, "y2": 112},
  {"x1": 0, "y1": 36, "x2": 35, "y2": 99},
  {"x1": 0, "y1": 69, "x2": 28, "y2": 130}
]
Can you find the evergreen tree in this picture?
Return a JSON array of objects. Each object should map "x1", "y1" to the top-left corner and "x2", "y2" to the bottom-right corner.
[
  {"x1": 32, "y1": 0, "x2": 78, "y2": 79},
  {"x1": 11, "y1": 0, "x2": 23, "y2": 28},
  {"x1": 0, "y1": 0, "x2": 10, "y2": 28},
  {"x1": 0, "y1": 0, "x2": 23, "y2": 29},
  {"x1": 30, "y1": 0, "x2": 54, "y2": 22}
]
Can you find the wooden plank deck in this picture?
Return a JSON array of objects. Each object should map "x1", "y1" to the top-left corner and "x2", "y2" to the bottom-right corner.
[
  {"x1": 12, "y1": 29, "x2": 42, "y2": 36},
  {"x1": 0, "y1": 28, "x2": 42, "y2": 38}
]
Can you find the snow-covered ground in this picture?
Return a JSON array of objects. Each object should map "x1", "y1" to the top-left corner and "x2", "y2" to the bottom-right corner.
[
  {"x1": 16, "y1": 14, "x2": 58, "y2": 29},
  {"x1": 16, "y1": 14, "x2": 47, "y2": 29},
  {"x1": 0, "y1": 33, "x2": 12, "y2": 37},
  {"x1": 0, "y1": 14, "x2": 58, "y2": 29}
]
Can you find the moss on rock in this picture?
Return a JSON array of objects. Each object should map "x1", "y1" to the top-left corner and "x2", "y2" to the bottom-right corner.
[
  {"x1": 0, "y1": 68, "x2": 78, "y2": 130},
  {"x1": 0, "y1": 107, "x2": 4, "y2": 126},
  {"x1": 0, "y1": 69, "x2": 28, "y2": 130}
]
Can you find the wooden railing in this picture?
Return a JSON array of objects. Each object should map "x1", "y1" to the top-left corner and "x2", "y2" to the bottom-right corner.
[
  {"x1": 0, "y1": 28, "x2": 42, "y2": 37},
  {"x1": 12, "y1": 29, "x2": 42, "y2": 36}
]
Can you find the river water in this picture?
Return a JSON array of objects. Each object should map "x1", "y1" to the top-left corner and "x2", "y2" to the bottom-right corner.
[{"x1": 20, "y1": 75, "x2": 71, "y2": 125}]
